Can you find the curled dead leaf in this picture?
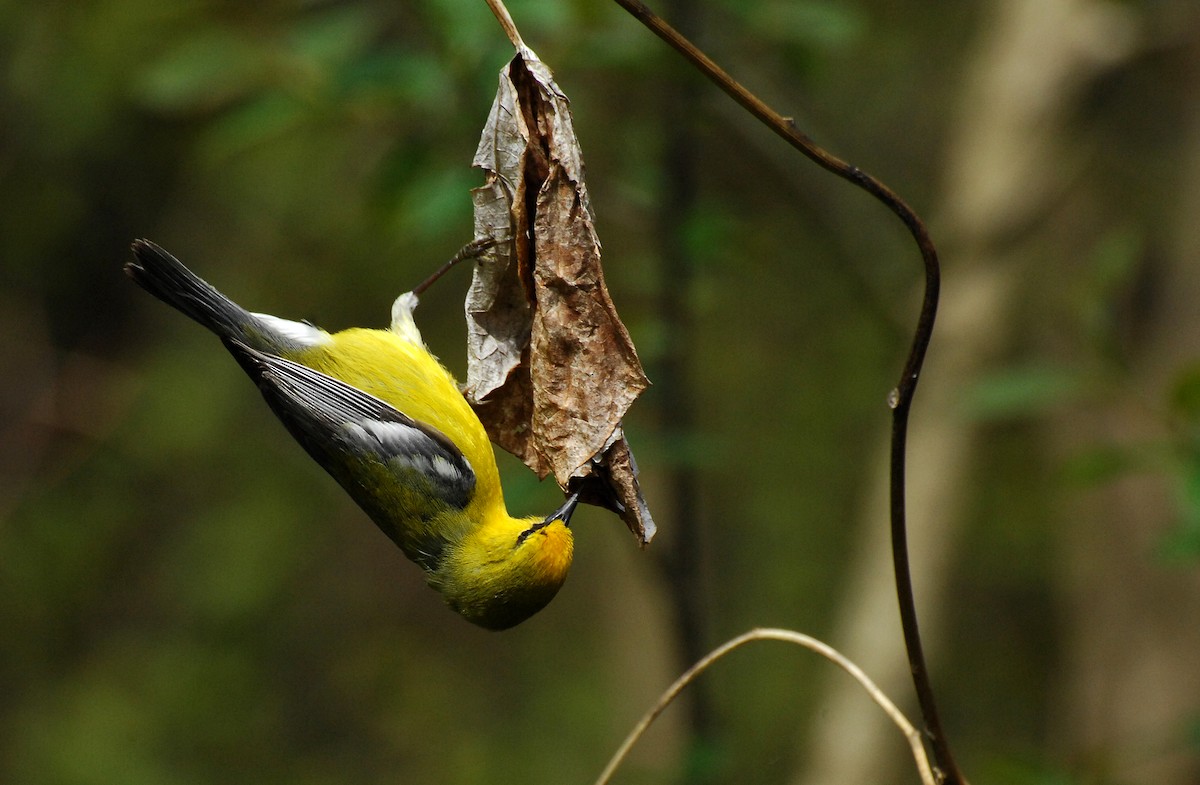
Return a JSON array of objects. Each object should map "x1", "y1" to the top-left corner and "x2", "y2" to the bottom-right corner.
[{"x1": 465, "y1": 47, "x2": 655, "y2": 544}]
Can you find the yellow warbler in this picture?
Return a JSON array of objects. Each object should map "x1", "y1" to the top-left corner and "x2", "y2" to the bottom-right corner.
[{"x1": 126, "y1": 239, "x2": 577, "y2": 629}]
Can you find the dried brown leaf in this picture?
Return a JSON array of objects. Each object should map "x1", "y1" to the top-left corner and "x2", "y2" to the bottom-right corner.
[{"x1": 465, "y1": 47, "x2": 655, "y2": 544}]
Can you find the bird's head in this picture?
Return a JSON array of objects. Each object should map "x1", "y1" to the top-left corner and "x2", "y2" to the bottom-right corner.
[{"x1": 439, "y1": 493, "x2": 579, "y2": 630}]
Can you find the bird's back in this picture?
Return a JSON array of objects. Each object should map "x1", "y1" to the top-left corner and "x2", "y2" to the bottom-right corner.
[{"x1": 290, "y1": 328, "x2": 505, "y2": 512}]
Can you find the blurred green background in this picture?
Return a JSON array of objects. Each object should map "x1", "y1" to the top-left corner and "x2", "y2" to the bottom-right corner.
[{"x1": 3, "y1": 1, "x2": 1200, "y2": 783}]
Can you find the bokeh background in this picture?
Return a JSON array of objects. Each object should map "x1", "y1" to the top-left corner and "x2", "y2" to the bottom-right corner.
[{"x1": 3, "y1": 1, "x2": 1200, "y2": 783}]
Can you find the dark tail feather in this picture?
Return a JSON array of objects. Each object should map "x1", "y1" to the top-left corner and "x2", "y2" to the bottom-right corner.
[{"x1": 125, "y1": 239, "x2": 254, "y2": 341}]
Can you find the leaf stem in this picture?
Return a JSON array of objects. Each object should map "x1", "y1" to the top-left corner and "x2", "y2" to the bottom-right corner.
[
  {"x1": 608, "y1": 1, "x2": 960, "y2": 782},
  {"x1": 482, "y1": 0, "x2": 525, "y2": 50}
]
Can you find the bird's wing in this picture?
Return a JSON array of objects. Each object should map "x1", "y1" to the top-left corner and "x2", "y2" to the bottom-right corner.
[{"x1": 225, "y1": 340, "x2": 476, "y2": 511}]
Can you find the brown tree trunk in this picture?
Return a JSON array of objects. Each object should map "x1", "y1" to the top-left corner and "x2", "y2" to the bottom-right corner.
[{"x1": 1052, "y1": 19, "x2": 1200, "y2": 783}]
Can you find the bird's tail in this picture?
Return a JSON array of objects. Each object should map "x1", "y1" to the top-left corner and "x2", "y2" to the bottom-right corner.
[{"x1": 126, "y1": 239, "x2": 257, "y2": 342}]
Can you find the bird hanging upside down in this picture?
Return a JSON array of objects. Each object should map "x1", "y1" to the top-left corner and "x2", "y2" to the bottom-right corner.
[{"x1": 126, "y1": 239, "x2": 578, "y2": 630}]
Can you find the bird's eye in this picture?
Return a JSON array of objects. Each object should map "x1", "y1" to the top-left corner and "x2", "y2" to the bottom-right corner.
[{"x1": 515, "y1": 520, "x2": 549, "y2": 547}]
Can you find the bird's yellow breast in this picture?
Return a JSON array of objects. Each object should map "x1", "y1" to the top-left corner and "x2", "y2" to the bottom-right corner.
[{"x1": 286, "y1": 327, "x2": 575, "y2": 630}]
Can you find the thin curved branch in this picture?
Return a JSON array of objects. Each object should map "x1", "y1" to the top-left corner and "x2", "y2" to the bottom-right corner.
[
  {"x1": 607, "y1": 2, "x2": 959, "y2": 783},
  {"x1": 592, "y1": 628, "x2": 937, "y2": 785}
]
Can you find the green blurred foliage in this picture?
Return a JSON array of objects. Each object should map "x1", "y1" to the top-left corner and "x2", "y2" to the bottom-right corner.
[{"x1": 1, "y1": 1, "x2": 1198, "y2": 784}]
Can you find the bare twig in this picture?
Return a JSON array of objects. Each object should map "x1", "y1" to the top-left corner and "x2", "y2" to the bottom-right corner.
[
  {"x1": 410, "y1": 238, "x2": 498, "y2": 297},
  {"x1": 482, "y1": 0, "x2": 525, "y2": 50},
  {"x1": 608, "y1": 2, "x2": 961, "y2": 782},
  {"x1": 592, "y1": 628, "x2": 936, "y2": 785}
]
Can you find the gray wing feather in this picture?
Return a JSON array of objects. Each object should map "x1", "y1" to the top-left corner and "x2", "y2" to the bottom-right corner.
[{"x1": 225, "y1": 340, "x2": 476, "y2": 510}]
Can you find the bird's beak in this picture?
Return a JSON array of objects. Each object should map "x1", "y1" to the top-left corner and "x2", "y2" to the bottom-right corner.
[{"x1": 547, "y1": 491, "x2": 581, "y2": 527}]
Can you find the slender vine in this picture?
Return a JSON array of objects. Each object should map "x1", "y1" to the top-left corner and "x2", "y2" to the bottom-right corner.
[
  {"x1": 593, "y1": 629, "x2": 937, "y2": 785},
  {"x1": 607, "y1": 1, "x2": 961, "y2": 782}
]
